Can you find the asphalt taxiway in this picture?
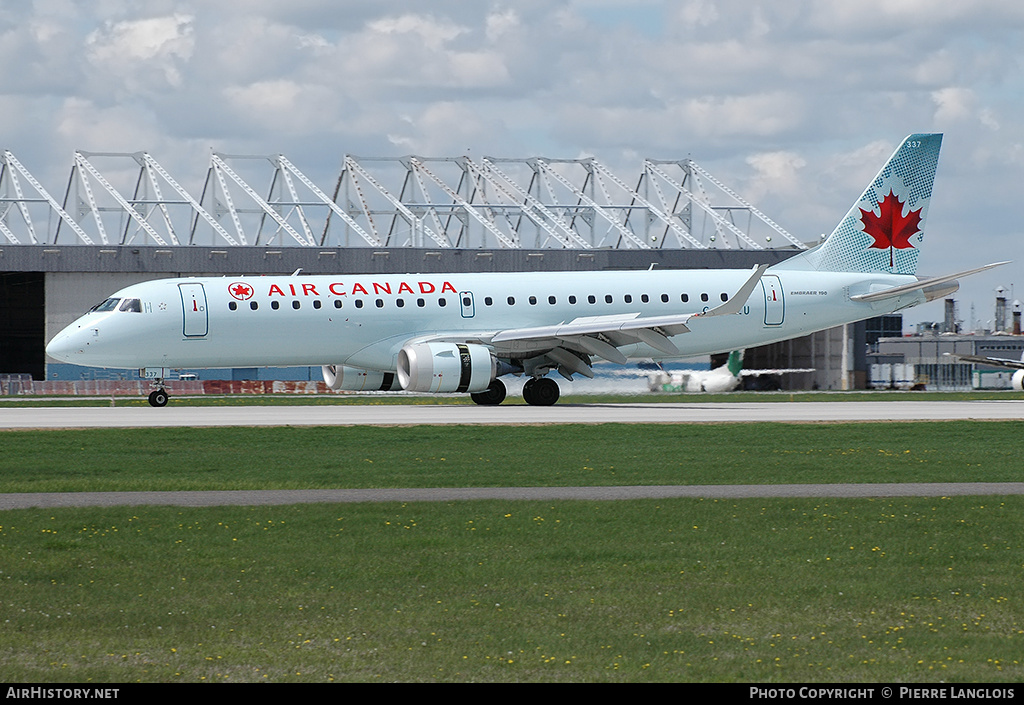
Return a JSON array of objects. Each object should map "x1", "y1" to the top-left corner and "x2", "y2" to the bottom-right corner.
[
  {"x1": 3, "y1": 482, "x2": 1024, "y2": 510},
  {"x1": 1, "y1": 399, "x2": 1023, "y2": 429}
]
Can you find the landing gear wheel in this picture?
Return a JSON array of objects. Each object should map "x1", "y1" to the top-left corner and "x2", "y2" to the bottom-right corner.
[
  {"x1": 523, "y1": 377, "x2": 559, "y2": 406},
  {"x1": 148, "y1": 389, "x2": 169, "y2": 407},
  {"x1": 471, "y1": 379, "x2": 507, "y2": 406}
]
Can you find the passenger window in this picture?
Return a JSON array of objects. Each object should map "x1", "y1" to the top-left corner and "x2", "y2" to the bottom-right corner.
[
  {"x1": 720, "y1": 293, "x2": 728, "y2": 302},
  {"x1": 604, "y1": 294, "x2": 613, "y2": 304},
  {"x1": 334, "y1": 299, "x2": 343, "y2": 309},
  {"x1": 681, "y1": 294, "x2": 689, "y2": 303},
  {"x1": 438, "y1": 298, "x2": 447, "y2": 307},
  {"x1": 417, "y1": 298, "x2": 425, "y2": 307},
  {"x1": 313, "y1": 300, "x2": 322, "y2": 309},
  {"x1": 397, "y1": 299, "x2": 405, "y2": 308},
  {"x1": 548, "y1": 296, "x2": 556, "y2": 305},
  {"x1": 529, "y1": 296, "x2": 537, "y2": 305},
  {"x1": 701, "y1": 293, "x2": 709, "y2": 302},
  {"x1": 507, "y1": 296, "x2": 516, "y2": 306},
  {"x1": 624, "y1": 294, "x2": 632, "y2": 304},
  {"x1": 376, "y1": 299, "x2": 384, "y2": 308},
  {"x1": 568, "y1": 295, "x2": 577, "y2": 304},
  {"x1": 271, "y1": 301, "x2": 280, "y2": 310},
  {"x1": 464, "y1": 296, "x2": 473, "y2": 307},
  {"x1": 587, "y1": 295, "x2": 596, "y2": 304},
  {"x1": 229, "y1": 301, "x2": 237, "y2": 311},
  {"x1": 355, "y1": 300, "x2": 364, "y2": 309},
  {"x1": 661, "y1": 294, "x2": 669, "y2": 303},
  {"x1": 292, "y1": 301, "x2": 301, "y2": 310},
  {"x1": 485, "y1": 297, "x2": 493, "y2": 306},
  {"x1": 251, "y1": 301, "x2": 259, "y2": 310},
  {"x1": 641, "y1": 294, "x2": 649, "y2": 303}
]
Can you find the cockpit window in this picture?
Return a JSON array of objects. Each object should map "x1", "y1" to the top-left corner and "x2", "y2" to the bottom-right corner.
[
  {"x1": 90, "y1": 298, "x2": 121, "y2": 313},
  {"x1": 119, "y1": 298, "x2": 142, "y2": 313}
]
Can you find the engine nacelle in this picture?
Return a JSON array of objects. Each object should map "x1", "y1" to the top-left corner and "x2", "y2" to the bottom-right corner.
[
  {"x1": 397, "y1": 342, "x2": 496, "y2": 393},
  {"x1": 1013, "y1": 369, "x2": 1024, "y2": 392},
  {"x1": 322, "y1": 365, "x2": 401, "y2": 391}
]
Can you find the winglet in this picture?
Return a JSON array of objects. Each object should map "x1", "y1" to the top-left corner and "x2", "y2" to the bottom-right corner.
[{"x1": 696, "y1": 264, "x2": 767, "y2": 318}]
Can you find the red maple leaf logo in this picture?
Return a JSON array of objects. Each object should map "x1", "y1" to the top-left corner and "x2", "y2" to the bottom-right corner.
[
  {"x1": 228, "y1": 282, "x2": 254, "y2": 301},
  {"x1": 860, "y1": 190, "x2": 922, "y2": 267}
]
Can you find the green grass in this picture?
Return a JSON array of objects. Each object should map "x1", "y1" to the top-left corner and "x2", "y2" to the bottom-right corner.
[
  {"x1": 1, "y1": 497, "x2": 1021, "y2": 682},
  {"x1": 1, "y1": 421, "x2": 1023, "y2": 682},
  {"x1": 1, "y1": 422, "x2": 1023, "y2": 493}
]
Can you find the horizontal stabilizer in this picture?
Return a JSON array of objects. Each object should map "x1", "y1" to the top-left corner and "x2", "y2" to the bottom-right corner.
[{"x1": 849, "y1": 262, "x2": 1009, "y2": 303}]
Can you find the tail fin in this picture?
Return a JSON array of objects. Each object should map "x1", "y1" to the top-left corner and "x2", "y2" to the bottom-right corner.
[
  {"x1": 726, "y1": 350, "x2": 744, "y2": 377},
  {"x1": 776, "y1": 134, "x2": 942, "y2": 275}
]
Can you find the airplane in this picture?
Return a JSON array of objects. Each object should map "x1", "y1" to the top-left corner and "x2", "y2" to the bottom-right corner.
[
  {"x1": 943, "y1": 350, "x2": 1024, "y2": 391},
  {"x1": 646, "y1": 350, "x2": 814, "y2": 393},
  {"x1": 46, "y1": 134, "x2": 1008, "y2": 407}
]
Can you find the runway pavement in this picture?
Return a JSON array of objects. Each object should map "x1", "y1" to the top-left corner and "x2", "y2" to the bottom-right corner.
[{"x1": 2, "y1": 399, "x2": 1024, "y2": 429}]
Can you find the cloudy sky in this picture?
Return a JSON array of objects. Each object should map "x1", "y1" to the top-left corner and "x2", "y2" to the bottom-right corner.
[{"x1": 2, "y1": 0, "x2": 1022, "y2": 329}]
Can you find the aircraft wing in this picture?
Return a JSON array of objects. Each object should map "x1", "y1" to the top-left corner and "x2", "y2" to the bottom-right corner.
[
  {"x1": 489, "y1": 264, "x2": 767, "y2": 363},
  {"x1": 739, "y1": 368, "x2": 815, "y2": 376},
  {"x1": 943, "y1": 353, "x2": 1024, "y2": 370}
]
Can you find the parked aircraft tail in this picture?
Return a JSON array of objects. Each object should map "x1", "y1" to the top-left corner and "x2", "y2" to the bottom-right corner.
[
  {"x1": 777, "y1": 134, "x2": 942, "y2": 276},
  {"x1": 726, "y1": 350, "x2": 743, "y2": 378}
]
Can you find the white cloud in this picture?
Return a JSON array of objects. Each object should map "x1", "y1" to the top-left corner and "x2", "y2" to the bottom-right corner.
[
  {"x1": 675, "y1": 0, "x2": 719, "y2": 29},
  {"x1": 366, "y1": 13, "x2": 468, "y2": 50},
  {"x1": 86, "y1": 14, "x2": 195, "y2": 89},
  {"x1": 485, "y1": 8, "x2": 520, "y2": 41},
  {"x1": 932, "y1": 87, "x2": 976, "y2": 125},
  {"x1": 744, "y1": 150, "x2": 807, "y2": 201},
  {"x1": 223, "y1": 80, "x2": 341, "y2": 134}
]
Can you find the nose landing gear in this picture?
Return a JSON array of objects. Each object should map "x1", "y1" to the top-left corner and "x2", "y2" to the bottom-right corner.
[{"x1": 141, "y1": 367, "x2": 172, "y2": 407}]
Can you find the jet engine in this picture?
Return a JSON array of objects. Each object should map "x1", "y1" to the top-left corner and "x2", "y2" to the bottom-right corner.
[
  {"x1": 397, "y1": 342, "x2": 496, "y2": 393},
  {"x1": 1013, "y1": 369, "x2": 1024, "y2": 392},
  {"x1": 322, "y1": 365, "x2": 401, "y2": 391}
]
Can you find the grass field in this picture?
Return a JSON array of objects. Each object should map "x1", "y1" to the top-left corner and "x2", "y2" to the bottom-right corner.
[
  {"x1": 1, "y1": 421, "x2": 1023, "y2": 682},
  {"x1": 1, "y1": 422, "x2": 1023, "y2": 493}
]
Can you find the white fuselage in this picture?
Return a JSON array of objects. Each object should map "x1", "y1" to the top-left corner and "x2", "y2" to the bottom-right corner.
[{"x1": 46, "y1": 266, "x2": 922, "y2": 373}]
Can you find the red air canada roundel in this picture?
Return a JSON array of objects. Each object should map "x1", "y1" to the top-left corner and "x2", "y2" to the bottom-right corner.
[{"x1": 228, "y1": 282, "x2": 254, "y2": 301}]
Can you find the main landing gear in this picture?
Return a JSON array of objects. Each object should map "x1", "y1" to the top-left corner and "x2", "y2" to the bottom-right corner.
[
  {"x1": 470, "y1": 379, "x2": 507, "y2": 406},
  {"x1": 469, "y1": 377, "x2": 561, "y2": 406},
  {"x1": 522, "y1": 377, "x2": 559, "y2": 406}
]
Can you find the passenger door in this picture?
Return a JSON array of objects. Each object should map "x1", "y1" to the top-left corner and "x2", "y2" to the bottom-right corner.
[
  {"x1": 179, "y1": 283, "x2": 209, "y2": 337},
  {"x1": 761, "y1": 275, "x2": 784, "y2": 326}
]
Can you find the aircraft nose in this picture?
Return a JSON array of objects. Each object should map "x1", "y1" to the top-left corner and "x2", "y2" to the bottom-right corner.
[{"x1": 46, "y1": 327, "x2": 88, "y2": 363}]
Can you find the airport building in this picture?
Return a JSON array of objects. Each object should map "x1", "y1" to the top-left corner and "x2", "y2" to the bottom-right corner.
[
  {"x1": 869, "y1": 334, "x2": 1024, "y2": 390},
  {"x1": 0, "y1": 149, "x2": 899, "y2": 392}
]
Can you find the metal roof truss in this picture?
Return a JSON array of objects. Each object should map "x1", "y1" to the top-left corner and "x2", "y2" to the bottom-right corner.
[{"x1": 0, "y1": 149, "x2": 805, "y2": 251}]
